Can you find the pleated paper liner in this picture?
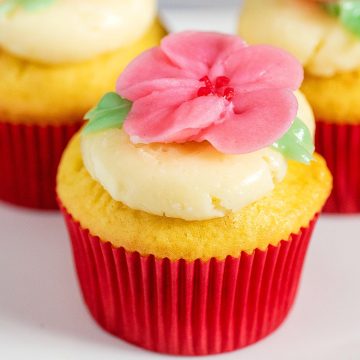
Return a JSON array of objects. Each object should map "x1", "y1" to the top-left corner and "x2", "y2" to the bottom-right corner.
[
  {"x1": 315, "y1": 120, "x2": 360, "y2": 213},
  {"x1": 60, "y1": 203, "x2": 318, "y2": 356},
  {"x1": 0, "y1": 121, "x2": 80, "y2": 209}
]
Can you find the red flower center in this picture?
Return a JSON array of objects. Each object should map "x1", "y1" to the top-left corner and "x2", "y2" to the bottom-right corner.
[{"x1": 197, "y1": 76, "x2": 234, "y2": 101}]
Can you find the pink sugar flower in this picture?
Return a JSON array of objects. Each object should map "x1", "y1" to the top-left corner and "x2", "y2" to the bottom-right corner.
[{"x1": 117, "y1": 32, "x2": 303, "y2": 154}]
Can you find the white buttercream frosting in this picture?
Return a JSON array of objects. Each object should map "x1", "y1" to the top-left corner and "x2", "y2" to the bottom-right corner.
[
  {"x1": 0, "y1": 0, "x2": 157, "y2": 64},
  {"x1": 239, "y1": 0, "x2": 360, "y2": 77},
  {"x1": 81, "y1": 92, "x2": 314, "y2": 221}
]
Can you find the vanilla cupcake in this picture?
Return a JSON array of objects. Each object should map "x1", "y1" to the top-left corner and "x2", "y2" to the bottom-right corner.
[
  {"x1": 57, "y1": 32, "x2": 332, "y2": 355},
  {"x1": 239, "y1": 0, "x2": 360, "y2": 213},
  {"x1": 0, "y1": 0, "x2": 166, "y2": 209}
]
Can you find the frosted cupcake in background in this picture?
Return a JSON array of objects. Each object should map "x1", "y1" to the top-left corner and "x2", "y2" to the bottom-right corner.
[
  {"x1": 0, "y1": 0, "x2": 166, "y2": 209},
  {"x1": 57, "y1": 31, "x2": 332, "y2": 355},
  {"x1": 239, "y1": 0, "x2": 360, "y2": 213}
]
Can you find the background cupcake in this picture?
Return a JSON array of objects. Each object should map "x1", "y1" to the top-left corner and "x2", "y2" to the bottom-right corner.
[
  {"x1": 0, "y1": 0, "x2": 166, "y2": 209},
  {"x1": 239, "y1": 0, "x2": 360, "y2": 213},
  {"x1": 57, "y1": 32, "x2": 332, "y2": 355}
]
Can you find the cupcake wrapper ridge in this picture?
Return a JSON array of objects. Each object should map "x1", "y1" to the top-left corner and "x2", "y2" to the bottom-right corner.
[
  {"x1": 315, "y1": 120, "x2": 360, "y2": 213},
  {"x1": 0, "y1": 121, "x2": 80, "y2": 209},
  {"x1": 60, "y1": 203, "x2": 318, "y2": 356}
]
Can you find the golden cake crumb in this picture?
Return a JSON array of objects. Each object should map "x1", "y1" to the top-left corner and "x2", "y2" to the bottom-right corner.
[
  {"x1": 301, "y1": 68, "x2": 360, "y2": 124},
  {"x1": 57, "y1": 134, "x2": 332, "y2": 261}
]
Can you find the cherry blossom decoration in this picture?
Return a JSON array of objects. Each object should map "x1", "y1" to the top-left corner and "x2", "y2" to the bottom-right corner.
[{"x1": 84, "y1": 32, "x2": 314, "y2": 163}]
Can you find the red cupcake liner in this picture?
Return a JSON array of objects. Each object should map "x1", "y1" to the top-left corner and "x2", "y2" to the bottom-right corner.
[
  {"x1": 0, "y1": 121, "x2": 80, "y2": 209},
  {"x1": 60, "y1": 204, "x2": 318, "y2": 356},
  {"x1": 315, "y1": 120, "x2": 360, "y2": 213}
]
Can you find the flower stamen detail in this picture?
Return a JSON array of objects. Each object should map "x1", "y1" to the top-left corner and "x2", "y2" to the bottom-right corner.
[
  {"x1": 224, "y1": 87, "x2": 235, "y2": 101},
  {"x1": 215, "y1": 76, "x2": 230, "y2": 88},
  {"x1": 199, "y1": 76, "x2": 214, "y2": 89},
  {"x1": 198, "y1": 86, "x2": 214, "y2": 97},
  {"x1": 198, "y1": 75, "x2": 234, "y2": 100}
]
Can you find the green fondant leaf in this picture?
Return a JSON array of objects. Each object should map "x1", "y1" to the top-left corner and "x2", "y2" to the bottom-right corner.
[
  {"x1": 324, "y1": 1, "x2": 360, "y2": 37},
  {"x1": 0, "y1": 0, "x2": 55, "y2": 15},
  {"x1": 83, "y1": 92, "x2": 132, "y2": 134},
  {"x1": 272, "y1": 117, "x2": 314, "y2": 164},
  {"x1": 340, "y1": 1, "x2": 360, "y2": 37},
  {"x1": 323, "y1": 3, "x2": 341, "y2": 17},
  {"x1": 0, "y1": 0, "x2": 17, "y2": 16},
  {"x1": 19, "y1": 0, "x2": 56, "y2": 11}
]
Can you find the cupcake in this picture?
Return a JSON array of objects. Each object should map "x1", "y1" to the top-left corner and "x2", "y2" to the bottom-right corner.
[
  {"x1": 0, "y1": 0, "x2": 166, "y2": 209},
  {"x1": 239, "y1": 0, "x2": 360, "y2": 213},
  {"x1": 57, "y1": 32, "x2": 332, "y2": 355}
]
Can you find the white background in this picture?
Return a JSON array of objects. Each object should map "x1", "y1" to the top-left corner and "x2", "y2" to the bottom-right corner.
[
  {"x1": 1, "y1": 4, "x2": 360, "y2": 360},
  {"x1": 160, "y1": 0, "x2": 239, "y2": 6}
]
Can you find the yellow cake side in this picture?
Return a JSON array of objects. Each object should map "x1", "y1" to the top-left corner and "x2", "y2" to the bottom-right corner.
[
  {"x1": 301, "y1": 68, "x2": 360, "y2": 124},
  {"x1": 57, "y1": 133, "x2": 332, "y2": 261},
  {"x1": 0, "y1": 19, "x2": 166, "y2": 125}
]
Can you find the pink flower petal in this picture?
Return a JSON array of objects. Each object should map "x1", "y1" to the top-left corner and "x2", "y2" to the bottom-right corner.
[
  {"x1": 125, "y1": 91, "x2": 228, "y2": 144},
  {"x1": 119, "y1": 78, "x2": 200, "y2": 101},
  {"x1": 224, "y1": 45, "x2": 303, "y2": 92},
  {"x1": 124, "y1": 89, "x2": 191, "y2": 142},
  {"x1": 199, "y1": 89, "x2": 298, "y2": 154},
  {"x1": 118, "y1": 31, "x2": 304, "y2": 155},
  {"x1": 161, "y1": 31, "x2": 246, "y2": 79},
  {"x1": 117, "y1": 47, "x2": 196, "y2": 101},
  {"x1": 163, "y1": 96, "x2": 229, "y2": 143}
]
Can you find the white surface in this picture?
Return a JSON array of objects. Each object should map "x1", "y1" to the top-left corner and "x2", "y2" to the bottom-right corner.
[
  {"x1": 1, "y1": 6, "x2": 360, "y2": 360},
  {"x1": 161, "y1": 6, "x2": 239, "y2": 34},
  {"x1": 160, "y1": 0, "x2": 239, "y2": 7},
  {"x1": 1, "y1": 204, "x2": 360, "y2": 360}
]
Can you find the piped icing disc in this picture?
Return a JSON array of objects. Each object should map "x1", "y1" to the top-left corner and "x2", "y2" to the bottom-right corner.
[
  {"x1": 239, "y1": 0, "x2": 360, "y2": 76},
  {"x1": 81, "y1": 92, "x2": 314, "y2": 221},
  {"x1": 0, "y1": 0, "x2": 157, "y2": 64}
]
